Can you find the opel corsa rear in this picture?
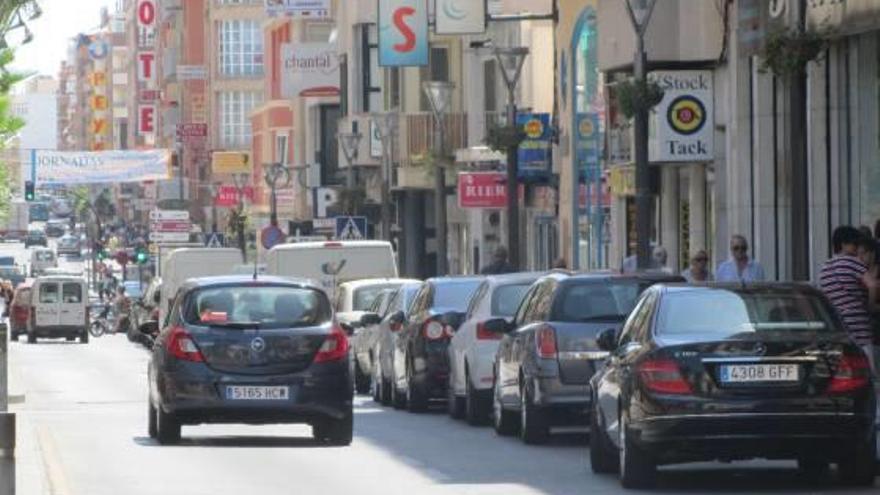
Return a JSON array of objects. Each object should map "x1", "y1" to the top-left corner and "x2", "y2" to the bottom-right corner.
[
  {"x1": 590, "y1": 284, "x2": 877, "y2": 488},
  {"x1": 147, "y1": 276, "x2": 353, "y2": 445}
]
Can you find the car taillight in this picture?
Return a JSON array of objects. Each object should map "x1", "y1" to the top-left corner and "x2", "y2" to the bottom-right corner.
[
  {"x1": 536, "y1": 326, "x2": 558, "y2": 358},
  {"x1": 476, "y1": 322, "x2": 502, "y2": 340},
  {"x1": 638, "y1": 358, "x2": 692, "y2": 395},
  {"x1": 827, "y1": 354, "x2": 871, "y2": 394},
  {"x1": 314, "y1": 324, "x2": 350, "y2": 363},
  {"x1": 166, "y1": 326, "x2": 205, "y2": 363},
  {"x1": 151, "y1": 308, "x2": 159, "y2": 320},
  {"x1": 423, "y1": 320, "x2": 446, "y2": 340}
]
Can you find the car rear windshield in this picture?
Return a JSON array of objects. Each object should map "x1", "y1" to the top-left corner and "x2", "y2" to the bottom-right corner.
[
  {"x1": 491, "y1": 283, "x2": 532, "y2": 317},
  {"x1": 554, "y1": 281, "x2": 643, "y2": 322},
  {"x1": 434, "y1": 281, "x2": 482, "y2": 311},
  {"x1": 656, "y1": 289, "x2": 839, "y2": 337},
  {"x1": 353, "y1": 284, "x2": 398, "y2": 311},
  {"x1": 182, "y1": 285, "x2": 331, "y2": 329},
  {"x1": 35, "y1": 251, "x2": 54, "y2": 261}
]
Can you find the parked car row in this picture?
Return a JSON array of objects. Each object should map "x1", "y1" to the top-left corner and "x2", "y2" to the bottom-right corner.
[{"x1": 348, "y1": 272, "x2": 877, "y2": 489}]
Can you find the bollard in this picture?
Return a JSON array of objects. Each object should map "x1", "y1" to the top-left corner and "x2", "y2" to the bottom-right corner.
[{"x1": 0, "y1": 322, "x2": 15, "y2": 495}]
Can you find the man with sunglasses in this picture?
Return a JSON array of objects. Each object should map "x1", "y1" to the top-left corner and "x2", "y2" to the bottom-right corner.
[{"x1": 716, "y1": 235, "x2": 766, "y2": 283}]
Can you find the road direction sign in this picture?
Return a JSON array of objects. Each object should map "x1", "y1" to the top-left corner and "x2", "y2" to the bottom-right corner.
[
  {"x1": 150, "y1": 220, "x2": 192, "y2": 233},
  {"x1": 150, "y1": 232, "x2": 190, "y2": 243},
  {"x1": 150, "y1": 209, "x2": 190, "y2": 221},
  {"x1": 335, "y1": 216, "x2": 367, "y2": 240}
]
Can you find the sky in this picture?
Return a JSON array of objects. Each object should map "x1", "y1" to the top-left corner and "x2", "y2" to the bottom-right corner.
[{"x1": 12, "y1": 0, "x2": 116, "y2": 77}]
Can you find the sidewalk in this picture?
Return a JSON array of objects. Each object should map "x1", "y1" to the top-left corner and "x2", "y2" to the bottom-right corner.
[{"x1": 8, "y1": 346, "x2": 50, "y2": 495}]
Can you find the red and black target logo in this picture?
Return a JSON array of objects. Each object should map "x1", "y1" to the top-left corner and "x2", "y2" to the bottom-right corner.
[{"x1": 666, "y1": 96, "x2": 706, "y2": 136}]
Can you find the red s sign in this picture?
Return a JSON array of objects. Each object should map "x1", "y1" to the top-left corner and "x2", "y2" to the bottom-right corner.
[{"x1": 392, "y1": 7, "x2": 416, "y2": 53}]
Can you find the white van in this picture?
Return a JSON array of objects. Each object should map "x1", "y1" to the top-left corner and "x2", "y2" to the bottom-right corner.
[
  {"x1": 266, "y1": 241, "x2": 398, "y2": 297},
  {"x1": 28, "y1": 276, "x2": 89, "y2": 343},
  {"x1": 158, "y1": 247, "x2": 243, "y2": 323},
  {"x1": 30, "y1": 248, "x2": 57, "y2": 276}
]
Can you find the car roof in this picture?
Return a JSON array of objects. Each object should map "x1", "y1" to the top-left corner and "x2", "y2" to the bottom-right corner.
[
  {"x1": 658, "y1": 282, "x2": 822, "y2": 295},
  {"x1": 484, "y1": 271, "x2": 547, "y2": 285},
  {"x1": 427, "y1": 275, "x2": 485, "y2": 285},
  {"x1": 34, "y1": 276, "x2": 85, "y2": 282},
  {"x1": 270, "y1": 240, "x2": 393, "y2": 251},
  {"x1": 179, "y1": 275, "x2": 322, "y2": 292},
  {"x1": 338, "y1": 278, "x2": 422, "y2": 290},
  {"x1": 560, "y1": 271, "x2": 685, "y2": 284}
]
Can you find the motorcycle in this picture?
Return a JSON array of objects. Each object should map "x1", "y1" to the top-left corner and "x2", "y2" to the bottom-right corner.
[{"x1": 89, "y1": 304, "x2": 114, "y2": 337}]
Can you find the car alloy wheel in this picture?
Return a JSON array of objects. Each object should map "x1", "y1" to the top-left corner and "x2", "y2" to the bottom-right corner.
[
  {"x1": 148, "y1": 400, "x2": 158, "y2": 439},
  {"x1": 520, "y1": 383, "x2": 549, "y2": 445},
  {"x1": 492, "y1": 373, "x2": 517, "y2": 436},
  {"x1": 447, "y1": 373, "x2": 464, "y2": 419},
  {"x1": 464, "y1": 370, "x2": 488, "y2": 426},
  {"x1": 589, "y1": 404, "x2": 619, "y2": 474}
]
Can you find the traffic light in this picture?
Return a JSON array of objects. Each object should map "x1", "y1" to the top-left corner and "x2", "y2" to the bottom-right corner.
[
  {"x1": 24, "y1": 181, "x2": 35, "y2": 201},
  {"x1": 95, "y1": 243, "x2": 108, "y2": 260},
  {"x1": 135, "y1": 247, "x2": 149, "y2": 265}
]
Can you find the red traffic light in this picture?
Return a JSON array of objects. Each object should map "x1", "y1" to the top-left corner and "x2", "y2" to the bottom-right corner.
[{"x1": 115, "y1": 251, "x2": 130, "y2": 266}]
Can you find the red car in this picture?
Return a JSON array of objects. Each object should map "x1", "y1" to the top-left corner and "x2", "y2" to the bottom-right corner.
[{"x1": 9, "y1": 280, "x2": 33, "y2": 341}]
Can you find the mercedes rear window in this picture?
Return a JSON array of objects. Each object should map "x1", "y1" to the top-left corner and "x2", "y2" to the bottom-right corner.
[
  {"x1": 554, "y1": 281, "x2": 643, "y2": 322},
  {"x1": 656, "y1": 289, "x2": 839, "y2": 337},
  {"x1": 182, "y1": 285, "x2": 332, "y2": 329}
]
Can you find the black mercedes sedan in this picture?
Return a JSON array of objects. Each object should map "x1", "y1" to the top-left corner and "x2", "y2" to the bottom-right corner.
[
  {"x1": 589, "y1": 283, "x2": 876, "y2": 489},
  {"x1": 147, "y1": 276, "x2": 353, "y2": 445}
]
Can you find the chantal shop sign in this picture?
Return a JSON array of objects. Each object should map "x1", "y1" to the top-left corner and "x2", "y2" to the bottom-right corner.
[
  {"x1": 281, "y1": 43, "x2": 340, "y2": 98},
  {"x1": 649, "y1": 70, "x2": 714, "y2": 163}
]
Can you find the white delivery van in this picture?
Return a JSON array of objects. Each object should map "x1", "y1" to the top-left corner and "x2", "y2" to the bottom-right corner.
[
  {"x1": 266, "y1": 241, "x2": 398, "y2": 298},
  {"x1": 28, "y1": 275, "x2": 89, "y2": 343},
  {"x1": 30, "y1": 248, "x2": 57, "y2": 276},
  {"x1": 158, "y1": 248, "x2": 243, "y2": 324}
]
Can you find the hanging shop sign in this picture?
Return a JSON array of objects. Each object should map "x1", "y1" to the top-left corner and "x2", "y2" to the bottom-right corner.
[
  {"x1": 378, "y1": 0, "x2": 428, "y2": 67},
  {"x1": 212, "y1": 152, "x2": 252, "y2": 175},
  {"x1": 281, "y1": 43, "x2": 340, "y2": 98},
  {"x1": 265, "y1": 0, "x2": 330, "y2": 18},
  {"x1": 517, "y1": 113, "x2": 551, "y2": 179},
  {"x1": 435, "y1": 0, "x2": 487, "y2": 35},
  {"x1": 458, "y1": 172, "x2": 507, "y2": 209},
  {"x1": 32, "y1": 150, "x2": 171, "y2": 185},
  {"x1": 575, "y1": 112, "x2": 601, "y2": 180},
  {"x1": 649, "y1": 70, "x2": 714, "y2": 163},
  {"x1": 137, "y1": 0, "x2": 156, "y2": 48},
  {"x1": 88, "y1": 38, "x2": 108, "y2": 60},
  {"x1": 138, "y1": 104, "x2": 156, "y2": 135},
  {"x1": 88, "y1": 95, "x2": 109, "y2": 111},
  {"x1": 137, "y1": 51, "x2": 156, "y2": 84}
]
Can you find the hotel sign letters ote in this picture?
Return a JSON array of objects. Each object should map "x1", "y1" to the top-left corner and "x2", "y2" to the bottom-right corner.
[{"x1": 137, "y1": 0, "x2": 157, "y2": 137}]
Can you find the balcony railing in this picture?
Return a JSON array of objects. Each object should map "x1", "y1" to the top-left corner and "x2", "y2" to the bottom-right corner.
[{"x1": 393, "y1": 112, "x2": 468, "y2": 168}]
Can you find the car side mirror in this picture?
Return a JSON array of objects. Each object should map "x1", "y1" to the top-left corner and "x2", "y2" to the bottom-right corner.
[
  {"x1": 441, "y1": 311, "x2": 466, "y2": 331},
  {"x1": 596, "y1": 327, "x2": 618, "y2": 352},
  {"x1": 483, "y1": 318, "x2": 512, "y2": 334},
  {"x1": 388, "y1": 310, "x2": 405, "y2": 326},
  {"x1": 360, "y1": 313, "x2": 382, "y2": 326},
  {"x1": 340, "y1": 322, "x2": 355, "y2": 336}
]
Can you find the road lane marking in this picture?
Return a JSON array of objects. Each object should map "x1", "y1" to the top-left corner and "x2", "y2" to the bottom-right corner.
[{"x1": 36, "y1": 425, "x2": 73, "y2": 495}]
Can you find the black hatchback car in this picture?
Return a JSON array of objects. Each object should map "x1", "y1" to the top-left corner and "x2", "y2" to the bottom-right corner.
[
  {"x1": 392, "y1": 276, "x2": 483, "y2": 412},
  {"x1": 489, "y1": 272, "x2": 682, "y2": 444},
  {"x1": 589, "y1": 284, "x2": 877, "y2": 488},
  {"x1": 147, "y1": 276, "x2": 353, "y2": 445}
]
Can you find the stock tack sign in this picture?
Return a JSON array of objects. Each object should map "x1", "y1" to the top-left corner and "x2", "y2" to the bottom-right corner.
[
  {"x1": 378, "y1": 0, "x2": 428, "y2": 67},
  {"x1": 650, "y1": 71, "x2": 714, "y2": 163}
]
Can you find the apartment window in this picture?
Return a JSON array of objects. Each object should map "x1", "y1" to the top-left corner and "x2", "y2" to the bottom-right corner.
[
  {"x1": 275, "y1": 133, "x2": 289, "y2": 165},
  {"x1": 219, "y1": 91, "x2": 261, "y2": 148},
  {"x1": 219, "y1": 20, "x2": 264, "y2": 77},
  {"x1": 420, "y1": 47, "x2": 450, "y2": 112}
]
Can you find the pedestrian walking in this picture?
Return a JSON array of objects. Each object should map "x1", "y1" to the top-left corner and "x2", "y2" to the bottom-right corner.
[
  {"x1": 621, "y1": 245, "x2": 671, "y2": 274},
  {"x1": 818, "y1": 226, "x2": 876, "y2": 370},
  {"x1": 552, "y1": 258, "x2": 567, "y2": 270},
  {"x1": 481, "y1": 246, "x2": 515, "y2": 275},
  {"x1": 681, "y1": 250, "x2": 712, "y2": 283},
  {"x1": 716, "y1": 235, "x2": 766, "y2": 282}
]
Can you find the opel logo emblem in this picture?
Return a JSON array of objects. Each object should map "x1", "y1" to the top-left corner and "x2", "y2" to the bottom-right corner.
[
  {"x1": 753, "y1": 343, "x2": 767, "y2": 356},
  {"x1": 251, "y1": 337, "x2": 266, "y2": 353}
]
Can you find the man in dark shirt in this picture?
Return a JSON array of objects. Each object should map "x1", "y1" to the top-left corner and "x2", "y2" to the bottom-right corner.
[{"x1": 481, "y1": 246, "x2": 514, "y2": 275}]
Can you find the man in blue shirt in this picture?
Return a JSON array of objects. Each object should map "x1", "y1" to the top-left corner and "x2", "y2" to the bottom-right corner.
[{"x1": 716, "y1": 235, "x2": 766, "y2": 282}]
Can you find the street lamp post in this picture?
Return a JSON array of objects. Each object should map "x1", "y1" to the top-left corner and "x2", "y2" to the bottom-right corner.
[
  {"x1": 423, "y1": 81, "x2": 455, "y2": 277},
  {"x1": 338, "y1": 131, "x2": 362, "y2": 191},
  {"x1": 263, "y1": 163, "x2": 292, "y2": 228},
  {"x1": 494, "y1": 47, "x2": 529, "y2": 271},
  {"x1": 372, "y1": 112, "x2": 398, "y2": 241},
  {"x1": 624, "y1": 0, "x2": 658, "y2": 270}
]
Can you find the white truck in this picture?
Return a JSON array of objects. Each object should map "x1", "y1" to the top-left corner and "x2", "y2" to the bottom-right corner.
[
  {"x1": 266, "y1": 241, "x2": 399, "y2": 299},
  {"x1": 157, "y1": 247, "x2": 244, "y2": 324},
  {"x1": 1, "y1": 200, "x2": 29, "y2": 241}
]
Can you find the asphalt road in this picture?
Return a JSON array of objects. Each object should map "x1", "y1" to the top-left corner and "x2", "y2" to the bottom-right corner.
[{"x1": 2, "y1": 240, "x2": 879, "y2": 495}]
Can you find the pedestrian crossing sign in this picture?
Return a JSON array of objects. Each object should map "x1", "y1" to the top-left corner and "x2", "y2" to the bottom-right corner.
[
  {"x1": 335, "y1": 216, "x2": 367, "y2": 240},
  {"x1": 205, "y1": 233, "x2": 225, "y2": 248}
]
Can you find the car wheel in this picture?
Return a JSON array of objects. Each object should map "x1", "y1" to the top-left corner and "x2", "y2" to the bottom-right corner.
[
  {"x1": 65, "y1": 336, "x2": 75, "y2": 342},
  {"x1": 405, "y1": 361, "x2": 428, "y2": 413},
  {"x1": 27, "y1": 332, "x2": 36, "y2": 344},
  {"x1": 520, "y1": 382, "x2": 549, "y2": 445},
  {"x1": 380, "y1": 374, "x2": 392, "y2": 406},
  {"x1": 447, "y1": 373, "x2": 464, "y2": 419},
  {"x1": 464, "y1": 370, "x2": 490, "y2": 426},
  {"x1": 492, "y1": 374, "x2": 518, "y2": 436},
  {"x1": 80, "y1": 331, "x2": 89, "y2": 344},
  {"x1": 619, "y1": 413, "x2": 656, "y2": 489},
  {"x1": 314, "y1": 411, "x2": 353, "y2": 446},
  {"x1": 156, "y1": 406, "x2": 181, "y2": 445},
  {"x1": 371, "y1": 366, "x2": 382, "y2": 403},
  {"x1": 589, "y1": 406, "x2": 619, "y2": 474},
  {"x1": 390, "y1": 378, "x2": 406, "y2": 409},
  {"x1": 837, "y1": 429, "x2": 876, "y2": 487},
  {"x1": 148, "y1": 400, "x2": 158, "y2": 439}
]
